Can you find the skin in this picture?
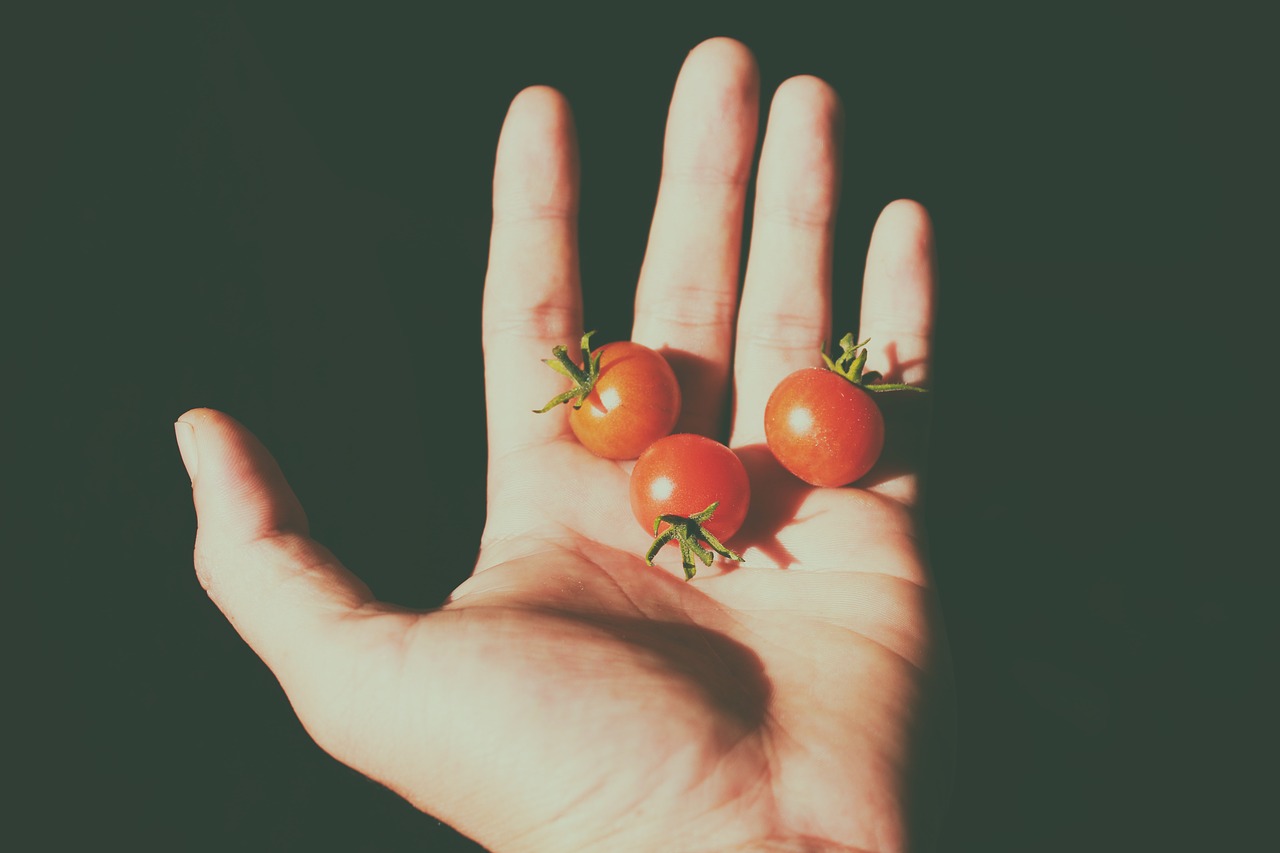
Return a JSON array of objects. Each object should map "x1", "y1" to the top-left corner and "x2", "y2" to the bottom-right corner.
[{"x1": 175, "y1": 38, "x2": 951, "y2": 853}]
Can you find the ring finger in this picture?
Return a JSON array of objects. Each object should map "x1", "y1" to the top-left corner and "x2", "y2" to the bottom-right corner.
[{"x1": 731, "y1": 75, "x2": 843, "y2": 448}]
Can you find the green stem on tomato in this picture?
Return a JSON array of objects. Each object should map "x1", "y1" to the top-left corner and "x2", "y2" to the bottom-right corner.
[
  {"x1": 821, "y1": 333, "x2": 928, "y2": 393},
  {"x1": 644, "y1": 501, "x2": 744, "y2": 580},
  {"x1": 533, "y1": 330, "x2": 604, "y2": 413}
]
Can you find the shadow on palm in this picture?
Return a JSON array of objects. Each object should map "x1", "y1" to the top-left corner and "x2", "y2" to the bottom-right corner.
[{"x1": 430, "y1": 426, "x2": 933, "y2": 851}]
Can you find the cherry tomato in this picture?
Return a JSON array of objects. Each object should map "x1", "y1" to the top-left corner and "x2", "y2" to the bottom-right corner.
[
  {"x1": 764, "y1": 367, "x2": 885, "y2": 488},
  {"x1": 536, "y1": 332, "x2": 681, "y2": 460},
  {"x1": 629, "y1": 434, "x2": 750, "y2": 577},
  {"x1": 570, "y1": 342, "x2": 681, "y2": 459}
]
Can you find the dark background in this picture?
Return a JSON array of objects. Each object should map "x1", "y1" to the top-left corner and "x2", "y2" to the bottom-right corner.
[{"x1": 10, "y1": 2, "x2": 1273, "y2": 851}]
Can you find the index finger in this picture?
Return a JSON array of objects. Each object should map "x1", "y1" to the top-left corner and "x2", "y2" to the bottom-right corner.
[{"x1": 482, "y1": 87, "x2": 583, "y2": 462}]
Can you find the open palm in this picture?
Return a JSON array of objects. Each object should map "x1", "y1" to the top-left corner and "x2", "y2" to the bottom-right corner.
[{"x1": 177, "y1": 39, "x2": 952, "y2": 853}]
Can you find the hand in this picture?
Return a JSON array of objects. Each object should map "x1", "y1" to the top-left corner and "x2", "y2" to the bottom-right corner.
[{"x1": 175, "y1": 37, "x2": 952, "y2": 853}]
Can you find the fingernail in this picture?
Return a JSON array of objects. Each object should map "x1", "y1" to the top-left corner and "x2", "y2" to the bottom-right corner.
[{"x1": 174, "y1": 420, "x2": 199, "y2": 481}]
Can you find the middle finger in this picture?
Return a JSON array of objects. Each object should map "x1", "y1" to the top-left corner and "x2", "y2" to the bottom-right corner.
[{"x1": 631, "y1": 37, "x2": 760, "y2": 438}]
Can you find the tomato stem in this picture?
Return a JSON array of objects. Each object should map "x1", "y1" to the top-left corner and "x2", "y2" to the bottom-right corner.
[
  {"x1": 822, "y1": 333, "x2": 927, "y2": 393},
  {"x1": 533, "y1": 330, "x2": 604, "y2": 413},
  {"x1": 644, "y1": 501, "x2": 744, "y2": 580}
]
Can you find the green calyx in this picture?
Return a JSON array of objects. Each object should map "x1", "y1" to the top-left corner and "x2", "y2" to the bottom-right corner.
[
  {"x1": 820, "y1": 333, "x2": 927, "y2": 393},
  {"x1": 645, "y1": 501, "x2": 744, "y2": 580},
  {"x1": 534, "y1": 330, "x2": 603, "y2": 413}
]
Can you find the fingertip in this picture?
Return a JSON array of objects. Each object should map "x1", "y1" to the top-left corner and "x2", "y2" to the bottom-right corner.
[
  {"x1": 659, "y1": 36, "x2": 760, "y2": 188},
  {"x1": 493, "y1": 86, "x2": 579, "y2": 225},
  {"x1": 176, "y1": 406, "x2": 213, "y2": 423},
  {"x1": 882, "y1": 197, "x2": 932, "y2": 221},
  {"x1": 175, "y1": 407, "x2": 248, "y2": 440},
  {"x1": 175, "y1": 409, "x2": 241, "y2": 482},
  {"x1": 179, "y1": 407, "x2": 309, "y2": 544},
  {"x1": 684, "y1": 36, "x2": 758, "y2": 77},
  {"x1": 771, "y1": 73, "x2": 842, "y2": 116},
  {"x1": 875, "y1": 199, "x2": 935, "y2": 248},
  {"x1": 868, "y1": 198, "x2": 937, "y2": 300},
  {"x1": 500, "y1": 85, "x2": 576, "y2": 156},
  {"x1": 507, "y1": 84, "x2": 570, "y2": 116},
  {"x1": 174, "y1": 420, "x2": 198, "y2": 481}
]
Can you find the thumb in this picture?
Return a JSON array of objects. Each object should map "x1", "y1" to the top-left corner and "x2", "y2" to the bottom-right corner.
[
  {"x1": 175, "y1": 407, "x2": 309, "y2": 551},
  {"x1": 174, "y1": 408, "x2": 378, "y2": 725}
]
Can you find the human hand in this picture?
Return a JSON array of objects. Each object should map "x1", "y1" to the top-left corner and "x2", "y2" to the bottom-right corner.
[{"x1": 176, "y1": 37, "x2": 952, "y2": 853}]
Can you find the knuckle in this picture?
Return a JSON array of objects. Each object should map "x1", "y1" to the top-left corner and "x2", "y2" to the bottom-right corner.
[
  {"x1": 757, "y1": 202, "x2": 834, "y2": 230},
  {"x1": 491, "y1": 200, "x2": 575, "y2": 227},
  {"x1": 736, "y1": 309, "x2": 821, "y2": 352},
  {"x1": 661, "y1": 160, "x2": 750, "y2": 190},
  {"x1": 635, "y1": 286, "x2": 738, "y2": 335},
  {"x1": 483, "y1": 296, "x2": 579, "y2": 343}
]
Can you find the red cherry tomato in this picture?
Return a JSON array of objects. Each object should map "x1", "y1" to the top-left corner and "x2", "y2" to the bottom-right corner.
[
  {"x1": 570, "y1": 342, "x2": 680, "y2": 459},
  {"x1": 764, "y1": 367, "x2": 885, "y2": 487},
  {"x1": 630, "y1": 433, "x2": 750, "y2": 547}
]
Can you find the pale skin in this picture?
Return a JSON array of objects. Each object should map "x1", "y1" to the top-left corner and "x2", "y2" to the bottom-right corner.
[{"x1": 175, "y1": 37, "x2": 953, "y2": 853}]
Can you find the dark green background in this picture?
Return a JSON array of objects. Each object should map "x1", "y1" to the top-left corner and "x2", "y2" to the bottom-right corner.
[{"x1": 10, "y1": 2, "x2": 1272, "y2": 850}]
